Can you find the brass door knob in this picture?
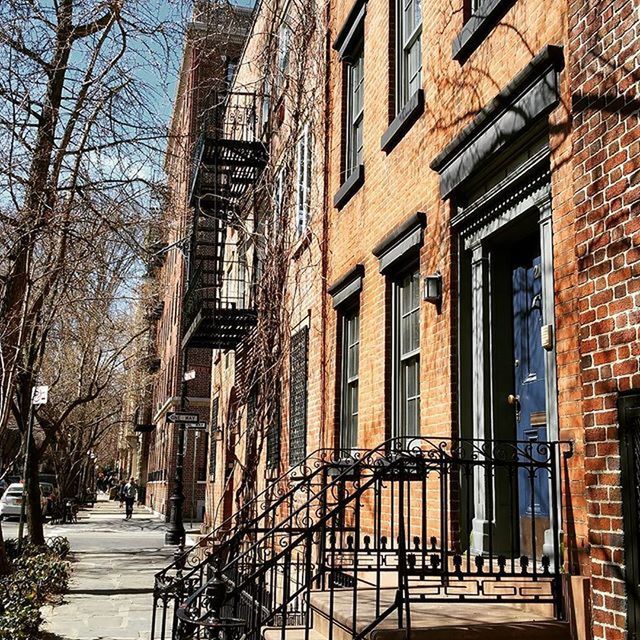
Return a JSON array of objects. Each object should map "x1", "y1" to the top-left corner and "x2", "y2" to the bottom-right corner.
[{"x1": 507, "y1": 394, "x2": 519, "y2": 406}]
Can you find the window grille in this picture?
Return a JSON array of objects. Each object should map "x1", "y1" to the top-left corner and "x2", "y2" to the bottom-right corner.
[
  {"x1": 266, "y1": 392, "x2": 281, "y2": 469},
  {"x1": 289, "y1": 327, "x2": 309, "y2": 466}
]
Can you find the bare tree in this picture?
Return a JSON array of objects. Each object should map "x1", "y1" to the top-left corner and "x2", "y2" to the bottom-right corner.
[{"x1": 0, "y1": 0, "x2": 186, "y2": 564}]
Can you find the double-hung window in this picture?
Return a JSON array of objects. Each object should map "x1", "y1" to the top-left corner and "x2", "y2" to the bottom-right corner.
[
  {"x1": 340, "y1": 308, "x2": 360, "y2": 453},
  {"x1": 345, "y1": 41, "x2": 364, "y2": 179},
  {"x1": 272, "y1": 165, "x2": 286, "y2": 243},
  {"x1": 397, "y1": 0, "x2": 422, "y2": 111},
  {"x1": 295, "y1": 124, "x2": 312, "y2": 238},
  {"x1": 393, "y1": 267, "x2": 420, "y2": 440},
  {"x1": 277, "y1": 15, "x2": 291, "y2": 92}
]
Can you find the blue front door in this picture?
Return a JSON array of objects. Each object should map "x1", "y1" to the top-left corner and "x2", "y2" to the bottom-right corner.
[{"x1": 511, "y1": 250, "x2": 550, "y2": 540}]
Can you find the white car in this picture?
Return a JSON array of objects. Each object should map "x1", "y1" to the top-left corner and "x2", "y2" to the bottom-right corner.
[
  {"x1": 0, "y1": 482, "x2": 53, "y2": 519},
  {"x1": 0, "y1": 483, "x2": 24, "y2": 519}
]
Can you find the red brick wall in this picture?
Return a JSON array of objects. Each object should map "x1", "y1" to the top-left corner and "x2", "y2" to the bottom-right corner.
[{"x1": 570, "y1": 0, "x2": 640, "y2": 636}]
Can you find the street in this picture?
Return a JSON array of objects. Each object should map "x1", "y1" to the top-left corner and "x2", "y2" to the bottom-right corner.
[{"x1": 12, "y1": 494, "x2": 175, "y2": 640}]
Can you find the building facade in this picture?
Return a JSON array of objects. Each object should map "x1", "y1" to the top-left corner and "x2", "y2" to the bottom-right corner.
[
  {"x1": 143, "y1": 3, "x2": 255, "y2": 521},
  {"x1": 149, "y1": 0, "x2": 639, "y2": 638}
]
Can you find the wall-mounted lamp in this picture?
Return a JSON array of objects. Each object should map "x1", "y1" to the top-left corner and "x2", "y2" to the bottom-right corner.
[{"x1": 423, "y1": 272, "x2": 442, "y2": 305}]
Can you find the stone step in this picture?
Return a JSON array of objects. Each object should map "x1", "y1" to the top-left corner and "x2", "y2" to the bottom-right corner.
[
  {"x1": 309, "y1": 588, "x2": 570, "y2": 640},
  {"x1": 263, "y1": 627, "x2": 326, "y2": 640}
]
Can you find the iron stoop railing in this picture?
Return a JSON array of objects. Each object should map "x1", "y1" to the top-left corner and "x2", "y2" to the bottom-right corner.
[
  {"x1": 151, "y1": 449, "x2": 337, "y2": 640},
  {"x1": 154, "y1": 437, "x2": 571, "y2": 640}
]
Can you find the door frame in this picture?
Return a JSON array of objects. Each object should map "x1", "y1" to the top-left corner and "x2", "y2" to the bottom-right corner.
[{"x1": 455, "y1": 146, "x2": 559, "y2": 556}]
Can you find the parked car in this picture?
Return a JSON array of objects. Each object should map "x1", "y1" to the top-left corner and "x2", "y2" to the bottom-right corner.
[
  {"x1": 0, "y1": 482, "x2": 57, "y2": 520},
  {"x1": 0, "y1": 483, "x2": 24, "y2": 519}
]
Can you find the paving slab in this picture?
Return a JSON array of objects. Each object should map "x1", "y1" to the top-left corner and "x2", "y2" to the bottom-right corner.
[{"x1": 40, "y1": 495, "x2": 175, "y2": 640}]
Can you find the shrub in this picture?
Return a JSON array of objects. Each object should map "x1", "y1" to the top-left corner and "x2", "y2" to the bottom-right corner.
[{"x1": 0, "y1": 539, "x2": 71, "y2": 640}]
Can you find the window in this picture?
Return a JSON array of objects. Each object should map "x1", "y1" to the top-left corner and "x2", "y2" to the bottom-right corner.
[
  {"x1": 197, "y1": 432, "x2": 209, "y2": 482},
  {"x1": 393, "y1": 268, "x2": 420, "y2": 440},
  {"x1": 266, "y1": 389, "x2": 281, "y2": 469},
  {"x1": 225, "y1": 58, "x2": 238, "y2": 89},
  {"x1": 277, "y1": 16, "x2": 291, "y2": 90},
  {"x1": 272, "y1": 165, "x2": 286, "y2": 243},
  {"x1": 345, "y1": 42, "x2": 364, "y2": 178},
  {"x1": 289, "y1": 326, "x2": 309, "y2": 466},
  {"x1": 340, "y1": 308, "x2": 360, "y2": 453},
  {"x1": 396, "y1": 0, "x2": 422, "y2": 111},
  {"x1": 295, "y1": 125, "x2": 312, "y2": 237},
  {"x1": 209, "y1": 397, "x2": 219, "y2": 479}
]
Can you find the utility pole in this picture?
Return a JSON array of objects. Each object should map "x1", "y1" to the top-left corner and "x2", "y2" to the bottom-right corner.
[{"x1": 165, "y1": 350, "x2": 190, "y2": 545}]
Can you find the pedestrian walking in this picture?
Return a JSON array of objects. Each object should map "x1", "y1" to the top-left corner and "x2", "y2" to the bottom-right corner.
[
  {"x1": 122, "y1": 478, "x2": 138, "y2": 520},
  {"x1": 117, "y1": 479, "x2": 126, "y2": 507}
]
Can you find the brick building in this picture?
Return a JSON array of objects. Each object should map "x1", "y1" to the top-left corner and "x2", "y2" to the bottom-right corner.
[
  {"x1": 143, "y1": 2, "x2": 255, "y2": 521},
  {"x1": 150, "y1": 0, "x2": 639, "y2": 638}
]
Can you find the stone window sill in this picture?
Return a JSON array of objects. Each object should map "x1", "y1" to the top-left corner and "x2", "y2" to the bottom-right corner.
[
  {"x1": 452, "y1": 0, "x2": 517, "y2": 63},
  {"x1": 381, "y1": 89, "x2": 424, "y2": 153},
  {"x1": 333, "y1": 164, "x2": 365, "y2": 210}
]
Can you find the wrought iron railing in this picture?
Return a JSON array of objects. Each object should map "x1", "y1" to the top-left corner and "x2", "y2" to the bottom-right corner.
[
  {"x1": 182, "y1": 211, "x2": 257, "y2": 348},
  {"x1": 171, "y1": 437, "x2": 570, "y2": 640},
  {"x1": 151, "y1": 448, "x2": 337, "y2": 640}
]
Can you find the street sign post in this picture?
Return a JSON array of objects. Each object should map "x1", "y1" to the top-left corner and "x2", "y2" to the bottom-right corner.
[
  {"x1": 19, "y1": 385, "x2": 49, "y2": 549},
  {"x1": 166, "y1": 412, "x2": 199, "y2": 424},
  {"x1": 183, "y1": 370, "x2": 196, "y2": 381}
]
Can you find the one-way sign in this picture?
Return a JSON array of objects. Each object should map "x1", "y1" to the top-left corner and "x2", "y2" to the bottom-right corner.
[
  {"x1": 186, "y1": 422, "x2": 207, "y2": 430},
  {"x1": 166, "y1": 412, "x2": 199, "y2": 423}
]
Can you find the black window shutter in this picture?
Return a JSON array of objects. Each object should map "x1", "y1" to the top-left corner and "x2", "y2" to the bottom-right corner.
[{"x1": 289, "y1": 326, "x2": 309, "y2": 466}]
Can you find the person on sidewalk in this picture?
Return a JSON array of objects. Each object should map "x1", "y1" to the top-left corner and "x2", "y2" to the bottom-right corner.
[
  {"x1": 122, "y1": 478, "x2": 138, "y2": 520},
  {"x1": 116, "y1": 479, "x2": 126, "y2": 505}
]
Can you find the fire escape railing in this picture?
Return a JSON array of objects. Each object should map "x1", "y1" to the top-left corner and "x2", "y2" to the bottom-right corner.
[
  {"x1": 182, "y1": 91, "x2": 267, "y2": 350},
  {"x1": 171, "y1": 437, "x2": 571, "y2": 640}
]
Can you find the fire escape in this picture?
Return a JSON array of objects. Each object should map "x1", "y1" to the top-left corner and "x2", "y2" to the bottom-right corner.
[{"x1": 182, "y1": 91, "x2": 268, "y2": 351}]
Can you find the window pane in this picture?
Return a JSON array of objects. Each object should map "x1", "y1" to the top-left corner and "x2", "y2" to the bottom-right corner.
[
  {"x1": 341, "y1": 310, "x2": 360, "y2": 452},
  {"x1": 395, "y1": 268, "x2": 420, "y2": 441},
  {"x1": 346, "y1": 46, "x2": 364, "y2": 178}
]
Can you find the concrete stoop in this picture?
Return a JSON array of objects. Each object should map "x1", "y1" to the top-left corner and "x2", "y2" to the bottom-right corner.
[{"x1": 262, "y1": 588, "x2": 571, "y2": 640}]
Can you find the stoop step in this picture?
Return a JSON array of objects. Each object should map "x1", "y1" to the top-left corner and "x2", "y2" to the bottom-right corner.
[
  {"x1": 263, "y1": 628, "x2": 326, "y2": 640},
  {"x1": 309, "y1": 588, "x2": 571, "y2": 640}
]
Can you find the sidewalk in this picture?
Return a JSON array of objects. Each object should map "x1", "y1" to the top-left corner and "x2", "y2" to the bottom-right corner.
[{"x1": 40, "y1": 495, "x2": 174, "y2": 640}]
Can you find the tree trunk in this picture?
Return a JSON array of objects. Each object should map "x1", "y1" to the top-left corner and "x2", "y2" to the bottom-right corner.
[{"x1": 25, "y1": 434, "x2": 44, "y2": 546}]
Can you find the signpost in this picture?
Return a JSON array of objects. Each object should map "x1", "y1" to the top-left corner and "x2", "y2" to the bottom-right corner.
[{"x1": 18, "y1": 385, "x2": 49, "y2": 549}]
